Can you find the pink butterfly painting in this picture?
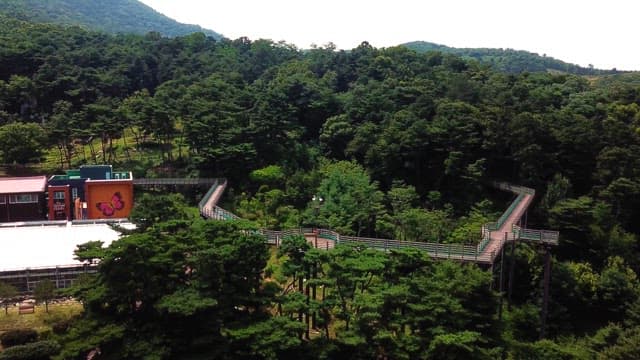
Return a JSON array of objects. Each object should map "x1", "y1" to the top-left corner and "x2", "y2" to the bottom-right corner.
[{"x1": 96, "y1": 192, "x2": 125, "y2": 217}]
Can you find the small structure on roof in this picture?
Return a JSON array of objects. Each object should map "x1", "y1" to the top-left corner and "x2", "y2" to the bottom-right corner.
[{"x1": 0, "y1": 176, "x2": 47, "y2": 222}]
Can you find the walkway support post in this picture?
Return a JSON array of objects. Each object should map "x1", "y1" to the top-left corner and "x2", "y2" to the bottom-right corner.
[
  {"x1": 312, "y1": 263, "x2": 317, "y2": 329},
  {"x1": 489, "y1": 264, "x2": 494, "y2": 291},
  {"x1": 540, "y1": 246, "x2": 551, "y2": 339},
  {"x1": 507, "y1": 236, "x2": 516, "y2": 310},
  {"x1": 498, "y1": 232, "x2": 506, "y2": 320}
]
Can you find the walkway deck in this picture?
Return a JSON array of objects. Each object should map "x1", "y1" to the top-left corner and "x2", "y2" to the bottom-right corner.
[
  {"x1": 482, "y1": 191, "x2": 534, "y2": 262},
  {"x1": 134, "y1": 178, "x2": 221, "y2": 186},
  {"x1": 194, "y1": 180, "x2": 559, "y2": 265}
]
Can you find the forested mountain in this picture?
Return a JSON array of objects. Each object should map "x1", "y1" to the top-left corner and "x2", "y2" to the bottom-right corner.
[
  {"x1": 1, "y1": 16, "x2": 640, "y2": 359},
  {"x1": 403, "y1": 40, "x2": 621, "y2": 75},
  {"x1": 0, "y1": 0, "x2": 222, "y2": 38}
]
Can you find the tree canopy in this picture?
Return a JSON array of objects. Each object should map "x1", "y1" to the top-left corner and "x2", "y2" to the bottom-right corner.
[{"x1": 0, "y1": 15, "x2": 639, "y2": 359}]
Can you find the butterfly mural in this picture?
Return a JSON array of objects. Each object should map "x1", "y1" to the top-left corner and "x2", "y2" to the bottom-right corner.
[{"x1": 96, "y1": 192, "x2": 125, "y2": 217}]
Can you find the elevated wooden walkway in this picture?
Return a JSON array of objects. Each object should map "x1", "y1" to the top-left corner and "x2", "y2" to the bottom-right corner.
[
  {"x1": 133, "y1": 178, "x2": 222, "y2": 186},
  {"x1": 201, "y1": 181, "x2": 559, "y2": 265}
]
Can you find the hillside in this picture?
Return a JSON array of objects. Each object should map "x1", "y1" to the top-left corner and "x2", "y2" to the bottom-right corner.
[
  {"x1": 403, "y1": 40, "x2": 619, "y2": 75},
  {"x1": 0, "y1": 0, "x2": 222, "y2": 39},
  {"x1": 1, "y1": 18, "x2": 640, "y2": 359}
]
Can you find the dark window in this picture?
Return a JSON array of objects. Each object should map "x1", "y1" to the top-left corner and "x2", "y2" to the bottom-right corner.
[{"x1": 9, "y1": 194, "x2": 38, "y2": 204}]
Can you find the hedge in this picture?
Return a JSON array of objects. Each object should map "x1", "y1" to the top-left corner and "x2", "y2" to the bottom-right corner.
[
  {"x1": 0, "y1": 329, "x2": 38, "y2": 348},
  {"x1": 0, "y1": 340, "x2": 61, "y2": 360}
]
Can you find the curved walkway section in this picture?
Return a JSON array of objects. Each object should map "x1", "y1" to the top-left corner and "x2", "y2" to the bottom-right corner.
[
  {"x1": 205, "y1": 181, "x2": 558, "y2": 265},
  {"x1": 199, "y1": 179, "x2": 240, "y2": 220}
]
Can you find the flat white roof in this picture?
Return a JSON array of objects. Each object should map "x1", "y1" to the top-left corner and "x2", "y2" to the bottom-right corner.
[{"x1": 0, "y1": 222, "x2": 134, "y2": 271}]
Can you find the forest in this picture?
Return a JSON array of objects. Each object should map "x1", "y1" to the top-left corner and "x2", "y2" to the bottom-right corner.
[
  {"x1": 0, "y1": 13, "x2": 639, "y2": 359},
  {"x1": 0, "y1": 0, "x2": 221, "y2": 38},
  {"x1": 402, "y1": 41, "x2": 620, "y2": 75}
]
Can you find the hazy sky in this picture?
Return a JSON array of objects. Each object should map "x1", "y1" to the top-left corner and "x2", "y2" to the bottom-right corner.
[{"x1": 139, "y1": 0, "x2": 638, "y2": 71}]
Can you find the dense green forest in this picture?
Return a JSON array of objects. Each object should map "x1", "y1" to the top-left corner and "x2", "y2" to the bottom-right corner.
[
  {"x1": 0, "y1": 0, "x2": 222, "y2": 38},
  {"x1": 403, "y1": 41, "x2": 621, "y2": 75},
  {"x1": 1, "y1": 14, "x2": 640, "y2": 359}
]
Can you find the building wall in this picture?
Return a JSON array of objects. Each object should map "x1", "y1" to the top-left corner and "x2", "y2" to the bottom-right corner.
[
  {"x1": 48, "y1": 185, "x2": 71, "y2": 221},
  {"x1": 0, "y1": 195, "x2": 7, "y2": 221},
  {"x1": 0, "y1": 193, "x2": 46, "y2": 222},
  {"x1": 48, "y1": 178, "x2": 87, "y2": 219},
  {"x1": 80, "y1": 165, "x2": 112, "y2": 180},
  {"x1": 48, "y1": 178, "x2": 86, "y2": 203},
  {"x1": 85, "y1": 181, "x2": 133, "y2": 219}
]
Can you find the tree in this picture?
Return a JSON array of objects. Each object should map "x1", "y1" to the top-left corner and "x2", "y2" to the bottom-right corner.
[
  {"x1": 276, "y1": 235, "x2": 312, "y2": 338},
  {"x1": 0, "y1": 122, "x2": 47, "y2": 164},
  {"x1": 34, "y1": 279, "x2": 56, "y2": 313},
  {"x1": 58, "y1": 220, "x2": 276, "y2": 359},
  {"x1": 73, "y1": 241, "x2": 105, "y2": 265},
  {"x1": 0, "y1": 282, "x2": 18, "y2": 315},
  {"x1": 128, "y1": 193, "x2": 193, "y2": 231},
  {"x1": 310, "y1": 161, "x2": 384, "y2": 236},
  {"x1": 596, "y1": 256, "x2": 639, "y2": 323},
  {"x1": 46, "y1": 100, "x2": 77, "y2": 168}
]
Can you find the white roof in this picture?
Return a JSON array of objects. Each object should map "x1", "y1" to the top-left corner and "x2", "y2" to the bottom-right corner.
[{"x1": 0, "y1": 222, "x2": 134, "y2": 271}]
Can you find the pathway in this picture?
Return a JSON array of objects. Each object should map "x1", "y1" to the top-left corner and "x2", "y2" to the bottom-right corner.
[{"x1": 200, "y1": 180, "x2": 557, "y2": 265}]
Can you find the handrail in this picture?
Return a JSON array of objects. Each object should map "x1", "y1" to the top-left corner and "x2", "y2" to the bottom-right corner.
[
  {"x1": 486, "y1": 193, "x2": 525, "y2": 231},
  {"x1": 201, "y1": 180, "x2": 557, "y2": 265},
  {"x1": 512, "y1": 224, "x2": 559, "y2": 245},
  {"x1": 492, "y1": 182, "x2": 535, "y2": 195},
  {"x1": 200, "y1": 206, "x2": 240, "y2": 221},
  {"x1": 198, "y1": 179, "x2": 220, "y2": 211}
]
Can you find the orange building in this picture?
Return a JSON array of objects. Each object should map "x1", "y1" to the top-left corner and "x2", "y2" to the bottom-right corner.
[
  {"x1": 85, "y1": 179, "x2": 133, "y2": 219},
  {"x1": 48, "y1": 165, "x2": 133, "y2": 220}
]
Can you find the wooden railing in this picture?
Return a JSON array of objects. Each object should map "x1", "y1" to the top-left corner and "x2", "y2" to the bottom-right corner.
[
  {"x1": 486, "y1": 193, "x2": 526, "y2": 231},
  {"x1": 199, "y1": 179, "x2": 238, "y2": 221},
  {"x1": 198, "y1": 179, "x2": 221, "y2": 211},
  {"x1": 492, "y1": 182, "x2": 535, "y2": 195},
  {"x1": 256, "y1": 228, "x2": 490, "y2": 262},
  {"x1": 512, "y1": 225, "x2": 559, "y2": 245},
  {"x1": 200, "y1": 206, "x2": 240, "y2": 221},
  {"x1": 203, "y1": 181, "x2": 556, "y2": 265}
]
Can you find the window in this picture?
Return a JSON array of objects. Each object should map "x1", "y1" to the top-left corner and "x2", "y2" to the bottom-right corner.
[
  {"x1": 9, "y1": 194, "x2": 38, "y2": 204},
  {"x1": 0, "y1": 195, "x2": 5, "y2": 204},
  {"x1": 72, "y1": 187, "x2": 78, "y2": 201},
  {"x1": 54, "y1": 191, "x2": 65, "y2": 200}
]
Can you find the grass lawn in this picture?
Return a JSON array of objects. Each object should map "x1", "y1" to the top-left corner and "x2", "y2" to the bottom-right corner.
[
  {"x1": 41, "y1": 126, "x2": 190, "y2": 176},
  {"x1": 0, "y1": 301, "x2": 83, "y2": 336}
]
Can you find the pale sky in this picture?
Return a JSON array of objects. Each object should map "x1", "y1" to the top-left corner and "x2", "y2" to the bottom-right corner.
[{"x1": 139, "y1": 0, "x2": 638, "y2": 71}]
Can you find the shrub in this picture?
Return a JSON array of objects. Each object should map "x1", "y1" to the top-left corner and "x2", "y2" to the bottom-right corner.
[
  {"x1": 0, "y1": 329, "x2": 38, "y2": 348},
  {"x1": 0, "y1": 340, "x2": 61, "y2": 360},
  {"x1": 51, "y1": 319, "x2": 73, "y2": 335}
]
